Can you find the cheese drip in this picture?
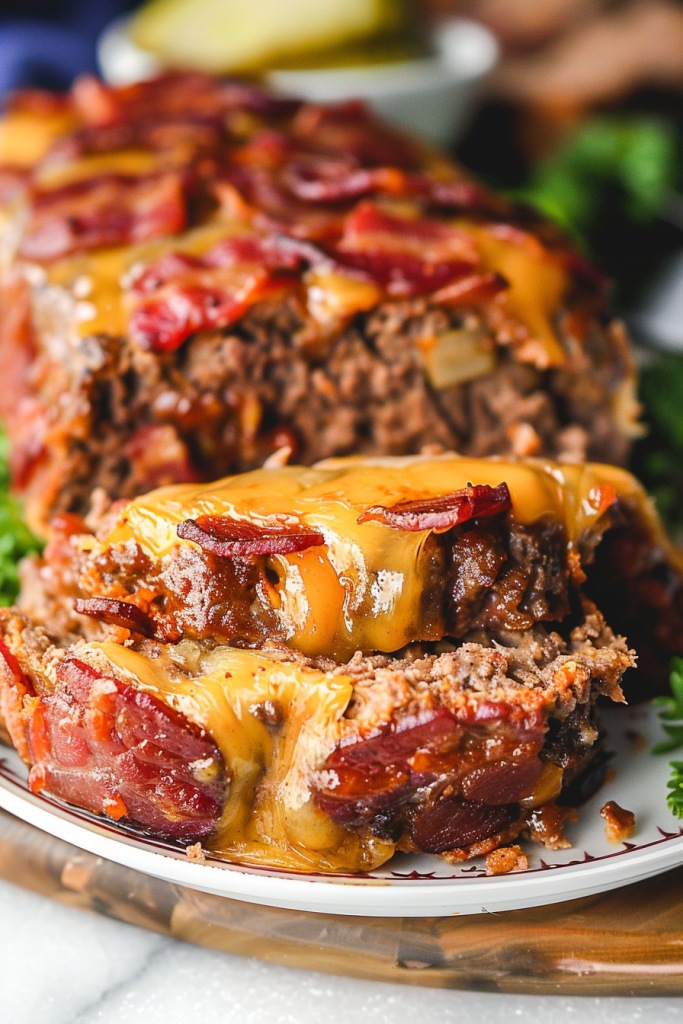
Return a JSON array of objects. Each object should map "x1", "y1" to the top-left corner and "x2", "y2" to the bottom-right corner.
[{"x1": 91, "y1": 640, "x2": 393, "y2": 872}]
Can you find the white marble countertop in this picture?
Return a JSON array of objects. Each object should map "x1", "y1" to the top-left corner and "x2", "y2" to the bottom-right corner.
[{"x1": 2, "y1": 878, "x2": 683, "y2": 1024}]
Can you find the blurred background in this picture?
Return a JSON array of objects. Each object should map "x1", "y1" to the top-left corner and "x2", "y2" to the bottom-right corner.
[{"x1": 1, "y1": 0, "x2": 682, "y2": 529}]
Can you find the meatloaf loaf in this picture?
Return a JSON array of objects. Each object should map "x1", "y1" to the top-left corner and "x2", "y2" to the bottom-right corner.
[
  {"x1": 4, "y1": 453, "x2": 681, "y2": 871},
  {"x1": 0, "y1": 72, "x2": 640, "y2": 535}
]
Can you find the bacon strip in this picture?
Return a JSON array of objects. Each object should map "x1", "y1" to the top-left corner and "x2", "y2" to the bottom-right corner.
[
  {"x1": 340, "y1": 200, "x2": 478, "y2": 249},
  {"x1": 129, "y1": 268, "x2": 297, "y2": 352},
  {"x1": 20, "y1": 172, "x2": 188, "y2": 262},
  {"x1": 291, "y1": 99, "x2": 420, "y2": 168},
  {"x1": 128, "y1": 233, "x2": 306, "y2": 352},
  {"x1": 411, "y1": 794, "x2": 517, "y2": 854},
  {"x1": 431, "y1": 271, "x2": 508, "y2": 307},
  {"x1": 0, "y1": 644, "x2": 227, "y2": 841},
  {"x1": 69, "y1": 72, "x2": 298, "y2": 129},
  {"x1": 282, "y1": 154, "x2": 406, "y2": 203},
  {"x1": 279, "y1": 157, "x2": 504, "y2": 213},
  {"x1": 332, "y1": 248, "x2": 475, "y2": 297},
  {"x1": 74, "y1": 597, "x2": 156, "y2": 637},
  {"x1": 357, "y1": 482, "x2": 512, "y2": 531},
  {"x1": 429, "y1": 178, "x2": 506, "y2": 215},
  {"x1": 177, "y1": 514, "x2": 325, "y2": 558},
  {"x1": 219, "y1": 165, "x2": 348, "y2": 241},
  {"x1": 131, "y1": 236, "x2": 306, "y2": 297},
  {"x1": 332, "y1": 201, "x2": 478, "y2": 297},
  {"x1": 316, "y1": 702, "x2": 544, "y2": 848}
]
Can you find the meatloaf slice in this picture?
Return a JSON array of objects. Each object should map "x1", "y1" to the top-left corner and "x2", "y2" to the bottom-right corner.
[
  {"x1": 0, "y1": 73, "x2": 640, "y2": 535},
  {"x1": 18, "y1": 453, "x2": 683, "y2": 697},
  {"x1": 0, "y1": 606, "x2": 632, "y2": 872}
]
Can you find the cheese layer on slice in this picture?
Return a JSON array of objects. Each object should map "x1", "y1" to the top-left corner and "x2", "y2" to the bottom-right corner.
[{"x1": 82, "y1": 453, "x2": 666, "y2": 659}]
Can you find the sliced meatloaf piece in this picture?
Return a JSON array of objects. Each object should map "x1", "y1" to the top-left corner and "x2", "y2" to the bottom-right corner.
[
  {"x1": 0, "y1": 73, "x2": 640, "y2": 535},
  {"x1": 18, "y1": 453, "x2": 683, "y2": 695},
  {"x1": 0, "y1": 606, "x2": 632, "y2": 872}
]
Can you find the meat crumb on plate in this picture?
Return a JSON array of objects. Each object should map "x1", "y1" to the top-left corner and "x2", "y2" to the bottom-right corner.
[
  {"x1": 485, "y1": 845, "x2": 529, "y2": 875},
  {"x1": 186, "y1": 842, "x2": 206, "y2": 862},
  {"x1": 600, "y1": 800, "x2": 636, "y2": 843}
]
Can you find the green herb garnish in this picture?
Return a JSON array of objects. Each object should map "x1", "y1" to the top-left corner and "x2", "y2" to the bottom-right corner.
[
  {"x1": 652, "y1": 658, "x2": 683, "y2": 819},
  {"x1": 667, "y1": 762, "x2": 683, "y2": 820},
  {"x1": 519, "y1": 115, "x2": 678, "y2": 248},
  {"x1": 652, "y1": 656, "x2": 683, "y2": 754},
  {"x1": 0, "y1": 427, "x2": 42, "y2": 605}
]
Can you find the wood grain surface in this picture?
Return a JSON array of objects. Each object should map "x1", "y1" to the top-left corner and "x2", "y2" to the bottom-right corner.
[{"x1": 1, "y1": 807, "x2": 682, "y2": 995}]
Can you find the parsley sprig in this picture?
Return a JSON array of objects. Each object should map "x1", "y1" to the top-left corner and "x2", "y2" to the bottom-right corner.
[
  {"x1": 666, "y1": 762, "x2": 683, "y2": 820},
  {"x1": 652, "y1": 657, "x2": 683, "y2": 754},
  {"x1": 652, "y1": 658, "x2": 683, "y2": 819}
]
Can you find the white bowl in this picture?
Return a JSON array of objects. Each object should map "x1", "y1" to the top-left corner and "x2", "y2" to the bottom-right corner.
[{"x1": 97, "y1": 16, "x2": 498, "y2": 147}]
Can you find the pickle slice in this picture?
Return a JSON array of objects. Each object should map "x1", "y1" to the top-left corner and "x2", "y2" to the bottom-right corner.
[{"x1": 130, "y1": 0, "x2": 409, "y2": 74}]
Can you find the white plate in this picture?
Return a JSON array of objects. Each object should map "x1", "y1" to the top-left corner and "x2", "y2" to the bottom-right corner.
[{"x1": 1, "y1": 701, "x2": 682, "y2": 917}]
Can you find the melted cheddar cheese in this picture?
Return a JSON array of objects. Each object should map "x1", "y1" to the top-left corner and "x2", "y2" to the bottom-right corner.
[
  {"x1": 88, "y1": 639, "x2": 393, "y2": 872},
  {"x1": 91, "y1": 453, "x2": 660, "y2": 661},
  {"x1": 43, "y1": 219, "x2": 247, "y2": 339},
  {"x1": 461, "y1": 222, "x2": 569, "y2": 368},
  {"x1": 0, "y1": 110, "x2": 77, "y2": 167}
]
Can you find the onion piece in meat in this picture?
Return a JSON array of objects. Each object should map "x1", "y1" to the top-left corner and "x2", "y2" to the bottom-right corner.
[{"x1": 420, "y1": 326, "x2": 496, "y2": 390}]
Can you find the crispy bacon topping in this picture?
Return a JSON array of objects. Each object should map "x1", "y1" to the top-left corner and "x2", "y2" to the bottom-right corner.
[
  {"x1": 291, "y1": 99, "x2": 420, "y2": 168},
  {"x1": 129, "y1": 271, "x2": 268, "y2": 351},
  {"x1": 278, "y1": 157, "x2": 499, "y2": 212},
  {"x1": 281, "y1": 154, "x2": 407, "y2": 203},
  {"x1": 230, "y1": 129, "x2": 294, "y2": 169},
  {"x1": 74, "y1": 597, "x2": 156, "y2": 637},
  {"x1": 20, "y1": 172, "x2": 188, "y2": 262},
  {"x1": 7, "y1": 651, "x2": 228, "y2": 840},
  {"x1": 128, "y1": 233, "x2": 305, "y2": 351},
  {"x1": 177, "y1": 514, "x2": 325, "y2": 557},
  {"x1": 131, "y1": 250, "x2": 203, "y2": 293},
  {"x1": 68, "y1": 72, "x2": 298, "y2": 130},
  {"x1": 129, "y1": 266, "x2": 298, "y2": 352},
  {"x1": 357, "y1": 482, "x2": 512, "y2": 532},
  {"x1": 72, "y1": 74, "x2": 122, "y2": 128},
  {"x1": 131, "y1": 235, "x2": 306, "y2": 297},
  {"x1": 431, "y1": 271, "x2": 508, "y2": 306},
  {"x1": 55, "y1": 116, "x2": 223, "y2": 163},
  {"x1": 123, "y1": 193, "x2": 499, "y2": 349},
  {"x1": 331, "y1": 201, "x2": 478, "y2": 297},
  {"x1": 218, "y1": 164, "x2": 348, "y2": 241}
]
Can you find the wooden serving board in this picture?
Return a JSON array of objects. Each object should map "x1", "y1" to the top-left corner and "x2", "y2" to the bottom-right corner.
[{"x1": 2, "y1": 807, "x2": 683, "y2": 995}]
